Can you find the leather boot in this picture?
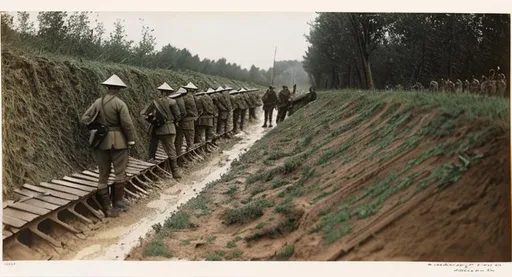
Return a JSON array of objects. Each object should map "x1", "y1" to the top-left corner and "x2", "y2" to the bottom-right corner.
[
  {"x1": 170, "y1": 159, "x2": 182, "y2": 180},
  {"x1": 113, "y1": 182, "x2": 129, "y2": 212},
  {"x1": 97, "y1": 188, "x2": 119, "y2": 217}
]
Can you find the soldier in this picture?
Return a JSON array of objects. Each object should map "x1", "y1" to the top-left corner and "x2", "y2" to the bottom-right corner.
[
  {"x1": 470, "y1": 77, "x2": 480, "y2": 95},
  {"x1": 463, "y1": 80, "x2": 470, "y2": 93},
  {"x1": 230, "y1": 89, "x2": 241, "y2": 133},
  {"x1": 143, "y1": 82, "x2": 183, "y2": 179},
  {"x1": 237, "y1": 88, "x2": 249, "y2": 132},
  {"x1": 276, "y1": 85, "x2": 291, "y2": 123},
  {"x1": 81, "y1": 74, "x2": 136, "y2": 217},
  {"x1": 141, "y1": 84, "x2": 175, "y2": 163},
  {"x1": 497, "y1": 73, "x2": 507, "y2": 97},
  {"x1": 172, "y1": 88, "x2": 187, "y2": 157},
  {"x1": 222, "y1": 86, "x2": 234, "y2": 137},
  {"x1": 309, "y1": 86, "x2": 317, "y2": 101},
  {"x1": 247, "y1": 89, "x2": 257, "y2": 122},
  {"x1": 429, "y1": 80, "x2": 439, "y2": 92},
  {"x1": 193, "y1": 89, "x2": 204, "y2": 144},
  {"x1": 176, "y1": 82, "x2": 199, "y2": 153},
  {"x1": 201, "y1": 88, "x2": 217, "y2": 145},
  {"x1": 207, "y1": 88, "x2": 219, "y2": 138},
  {"x1": 261, "y1": 86, "x2": 278, "y2": 128},
  {"x1": 455, "y1": 79, "x2": 463, "y2": 93},
  {"x1": 214, "y1": 86, "x2": 229, "y2": 136}
]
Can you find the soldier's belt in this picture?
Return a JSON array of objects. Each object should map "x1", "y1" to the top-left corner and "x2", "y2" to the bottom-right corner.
[{"x1": 108, "y1": 126, "x2": 122, "y2": 131}]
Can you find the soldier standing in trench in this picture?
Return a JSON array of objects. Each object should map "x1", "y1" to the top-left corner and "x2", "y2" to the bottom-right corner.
[
  {"x1": 202, "y1": 88, "x2": 217, "y2": 146},
  {"x1": 230, "y1": 89, "x2": 241, "y2": 133},
  {"x1": 222, "y1": 86, "x2": 233, "y2": 137},
  {"x1": 206, "y1": 88, "x2": 219, "y2": 139},
  {"x1": 237, "y1": 88, "x2": 249, "y2": 132},
  {"x1": 215, "y1": 86, "x2": 229, "y2": 137},
  {"x1": 261, "y1": 86, "x2": 278, "y2": 128},
  {"x1": 175, "y1": 82, "x2": 199, "y2": 154},
  {"x1": 141, "y1": 82, "x2": 183, "y2": 180},
  {"x1": 81, "y1": 74, "x2": 136, "y2": 217},
  {"x1": 276, "y1": 85, "x2": 291, "y2": 123},
  {"x1": 170, "y1": 88, "x2": 186, "y2": 158}
]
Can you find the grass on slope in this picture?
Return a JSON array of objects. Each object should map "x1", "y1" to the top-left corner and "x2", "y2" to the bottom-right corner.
[{"x1": 135, "y1": 89, "x2": 509, "y2": 260}]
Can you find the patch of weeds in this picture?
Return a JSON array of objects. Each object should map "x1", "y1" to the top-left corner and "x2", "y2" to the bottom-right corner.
[
  {"x1": 223, "y1": 185, "x2": 237, "y2": 195},
  {"x1": 275, "y1": 198, "x2": 295, "y2": 214},
  {"x1": 229, "y1": 249, "x2": 243, "y2": 259},
  {"x1": 246, "y1": 168, "x2": 280, "y2": 185},
  {"x1": 188, "y1": 195, "x2": 211, "y2": 216},
  {"x1": 255, "y1": 222, "x2": 265, "y2": 229},
  {"x1": 275, "y1": 245, "x2": 295, "y2": 260},
  {"x1": 316, "y1": 137, "x2": 354, "y2": 165},
  {"x1": 143, "y1": 239, "x2": 173, "y2": 258},
  {"x1": 324, "y1": 224, "x2": 352, "y2": 244},
  {"x1": 164, "y1": 211, "x2": 193, "y2": 230},
  {"x1": 282, "y1": 154, "x2": 306, "y2": 174},
  {"x1": 182, "y1": 239, "x2": 190, "y2": 246},
  {"x1": 207, "y1": 235, "x2": 217, "y2": 244},
  {"x1": 226, "y1": 241, "x2": 236, "y2": 248},
  {"x1": 223, "y1": 198, "x2": 273, "y2": 225},
  {"x1": 271, "y1": 178, "x2": 290, "y2": 189},
  {"x1": 267, "y1": 151, "x2": 292, "y2": 161},
  {"x1": 251, "y1": 186, "x2": 265, "y2": 196},
  {"x1": 205, "y1": 253, "x2": 223, "y2": 261}
]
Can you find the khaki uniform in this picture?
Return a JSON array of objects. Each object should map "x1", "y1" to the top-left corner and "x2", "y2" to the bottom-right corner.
[
  {"x1": 230, "y1": 93, "x2": 240, "y2": 132},
  {"x1": 176, "y1": 92, "x2": 198, "y2": 154},
  {"x1": 262, "y1": 89, "x2": 278, "y2": 126},
  {"x1": 194, "y1": 95, "x2": 203, "y2": 144},
  {"x1": 201, "y1": 94, "x2": 216, "y2": 141},
  {"x1": 81, "y1": 94, "x2": 136, "y2": 190},
  {"x1": 238, "y1": 93, "x2": 249, "y2": 131},
  {"x1": 152, "y1": 96, "x2": 182, "y2": 159},
  {"x1": 277, "y1": 88, "x2": 291, "y2": 123},
  {"x1": 215, "y1": 92, "x2": 229, "y2": 134},
  {"x1": 208, "y1": 93, "x2": 219, "y2": 136},
  {"x1": 223, "y1": 91, "x2": 233, "y2": 131},
  {"x1": 248, "y1": 91, "x2": 258, "y2": 121}
]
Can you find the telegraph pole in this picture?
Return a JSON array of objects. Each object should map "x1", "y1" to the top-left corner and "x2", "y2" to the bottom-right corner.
[{"x1": 270, "y1": 46, "x2": 277, "y2": 86}]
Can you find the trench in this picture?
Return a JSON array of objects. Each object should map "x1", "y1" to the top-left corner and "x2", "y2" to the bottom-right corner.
[{"x1": 64, "y1": 116, "x2": 270, "y2": 260}]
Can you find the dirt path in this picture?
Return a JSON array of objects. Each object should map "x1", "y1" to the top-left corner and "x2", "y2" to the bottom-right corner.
[{"x1": 58, "y1": 115, "x2": 271, "y2": 260}]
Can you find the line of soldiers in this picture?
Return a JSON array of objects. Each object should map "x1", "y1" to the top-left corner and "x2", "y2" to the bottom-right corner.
[
  {"x1": 387, "y1": 67, "x2": 508, "y2": 97},
  {"x1": 81, "y1": 74, "x2": 262, "y2": 218},
  {"x1": 260, "y1": 85, "x2": 296, "y2": 127}
]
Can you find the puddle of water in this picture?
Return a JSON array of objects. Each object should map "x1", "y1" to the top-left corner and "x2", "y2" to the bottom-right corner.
[
  {"x1": 96, "y1": 226, "x2": 131, "y2": 240},
  {"x1": 88, "y1": 120, "x2": 267, "y2": 261}
]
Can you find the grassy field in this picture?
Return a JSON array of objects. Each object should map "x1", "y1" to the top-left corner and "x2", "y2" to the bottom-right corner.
[
  {"x1": 128, "y1": 89, "x2": 510, "y2": 262},
  {"x1": 1, "y1": 49, "x2": 264, "y2": 199}
]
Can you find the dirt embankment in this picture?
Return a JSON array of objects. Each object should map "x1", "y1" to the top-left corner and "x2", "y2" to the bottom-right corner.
[
  {"x1": 1, "y1": 49, "x2": 262, "y2": 199},
  {"x1": 127, "y1": 90, "x2": 510, "y2": 262}
]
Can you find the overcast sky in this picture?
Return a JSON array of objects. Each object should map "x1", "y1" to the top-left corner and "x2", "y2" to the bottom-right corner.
[{"x1": 12, "y1": 12, "x2": 317, "y2": 70}]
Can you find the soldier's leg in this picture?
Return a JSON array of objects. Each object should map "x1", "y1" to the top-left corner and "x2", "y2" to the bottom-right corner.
[
  {"x1": 212, "y1": 117, "x2": 218, "y2": 136},
  {"x1": 92, "y1": 149, "x2": 119, "y2": 217},
  {"x1": 184, "y1": 129, "x2": 194, "y2": 151},
  {"x1": 240, "y1": 110, "x2": 247, "y2": 131},
  {"x1": 194, "y1": 121, "x2": 201, "y2": 144},
  {"x1": 175, "y1": 127, "x2": 184, "y2": 157},
  {"x1": 269, "y1": 108, "x2": 274, "y2": 127},
  {"x1": 148, "y1": 128, "x2": 158, "y2": 162},
  {"x1": 216, "y1": 115, "x2": 222, "y2": 134},
  {"x1": 111, "y1": 148, "x2": 129, "y2": 212},
  {"x1": 160, "y1": 134, "x2": 181, "y2": 180},
  {"x1": 232, "y1": 110, "x2": 239, "y2": 132},
  {"x1": 263, "y1": 108, "x2": 268, "y2": 127}
]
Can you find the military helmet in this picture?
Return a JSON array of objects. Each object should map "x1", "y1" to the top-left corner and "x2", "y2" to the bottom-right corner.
[
  {"x1": 157, "y1": 82, "x2": 174, "y2": 92},
  {"x1": 183, "y1": 82, "x2": 198, "y2": 90},
  {"x1": 101, "y1": 74, "x2": 127, "y2": 88}
]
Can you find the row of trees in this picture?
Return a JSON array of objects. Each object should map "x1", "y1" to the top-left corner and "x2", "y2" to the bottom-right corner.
[
  {"x1": 1, "y1": 11, "x2": 301, "y2": 87},
  {"x1": 303, "y1": 13, "x2": 510, "y2": 90}
]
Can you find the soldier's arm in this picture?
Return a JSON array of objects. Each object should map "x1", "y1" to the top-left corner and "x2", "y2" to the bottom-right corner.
[
  {"x1": 170, "y1": 100, "x2": 182, "y2": 122},
  {"x1": 81, "y1": 101, "x2": 99, "y2": 127},
  {"x1": 119, "y1": 102, "x2": 136, "y2": 146}
]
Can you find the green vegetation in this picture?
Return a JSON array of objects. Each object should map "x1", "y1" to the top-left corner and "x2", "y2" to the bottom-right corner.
[
  {"x1": 144, "y1": 239, "x2": 173, "y2": 258},
  {"x1": 275, "y1": 245, "x2": 295, "y2": 260},
  {"x1": 223, "y1": 198, "x2": 273, "y2": 225}
]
